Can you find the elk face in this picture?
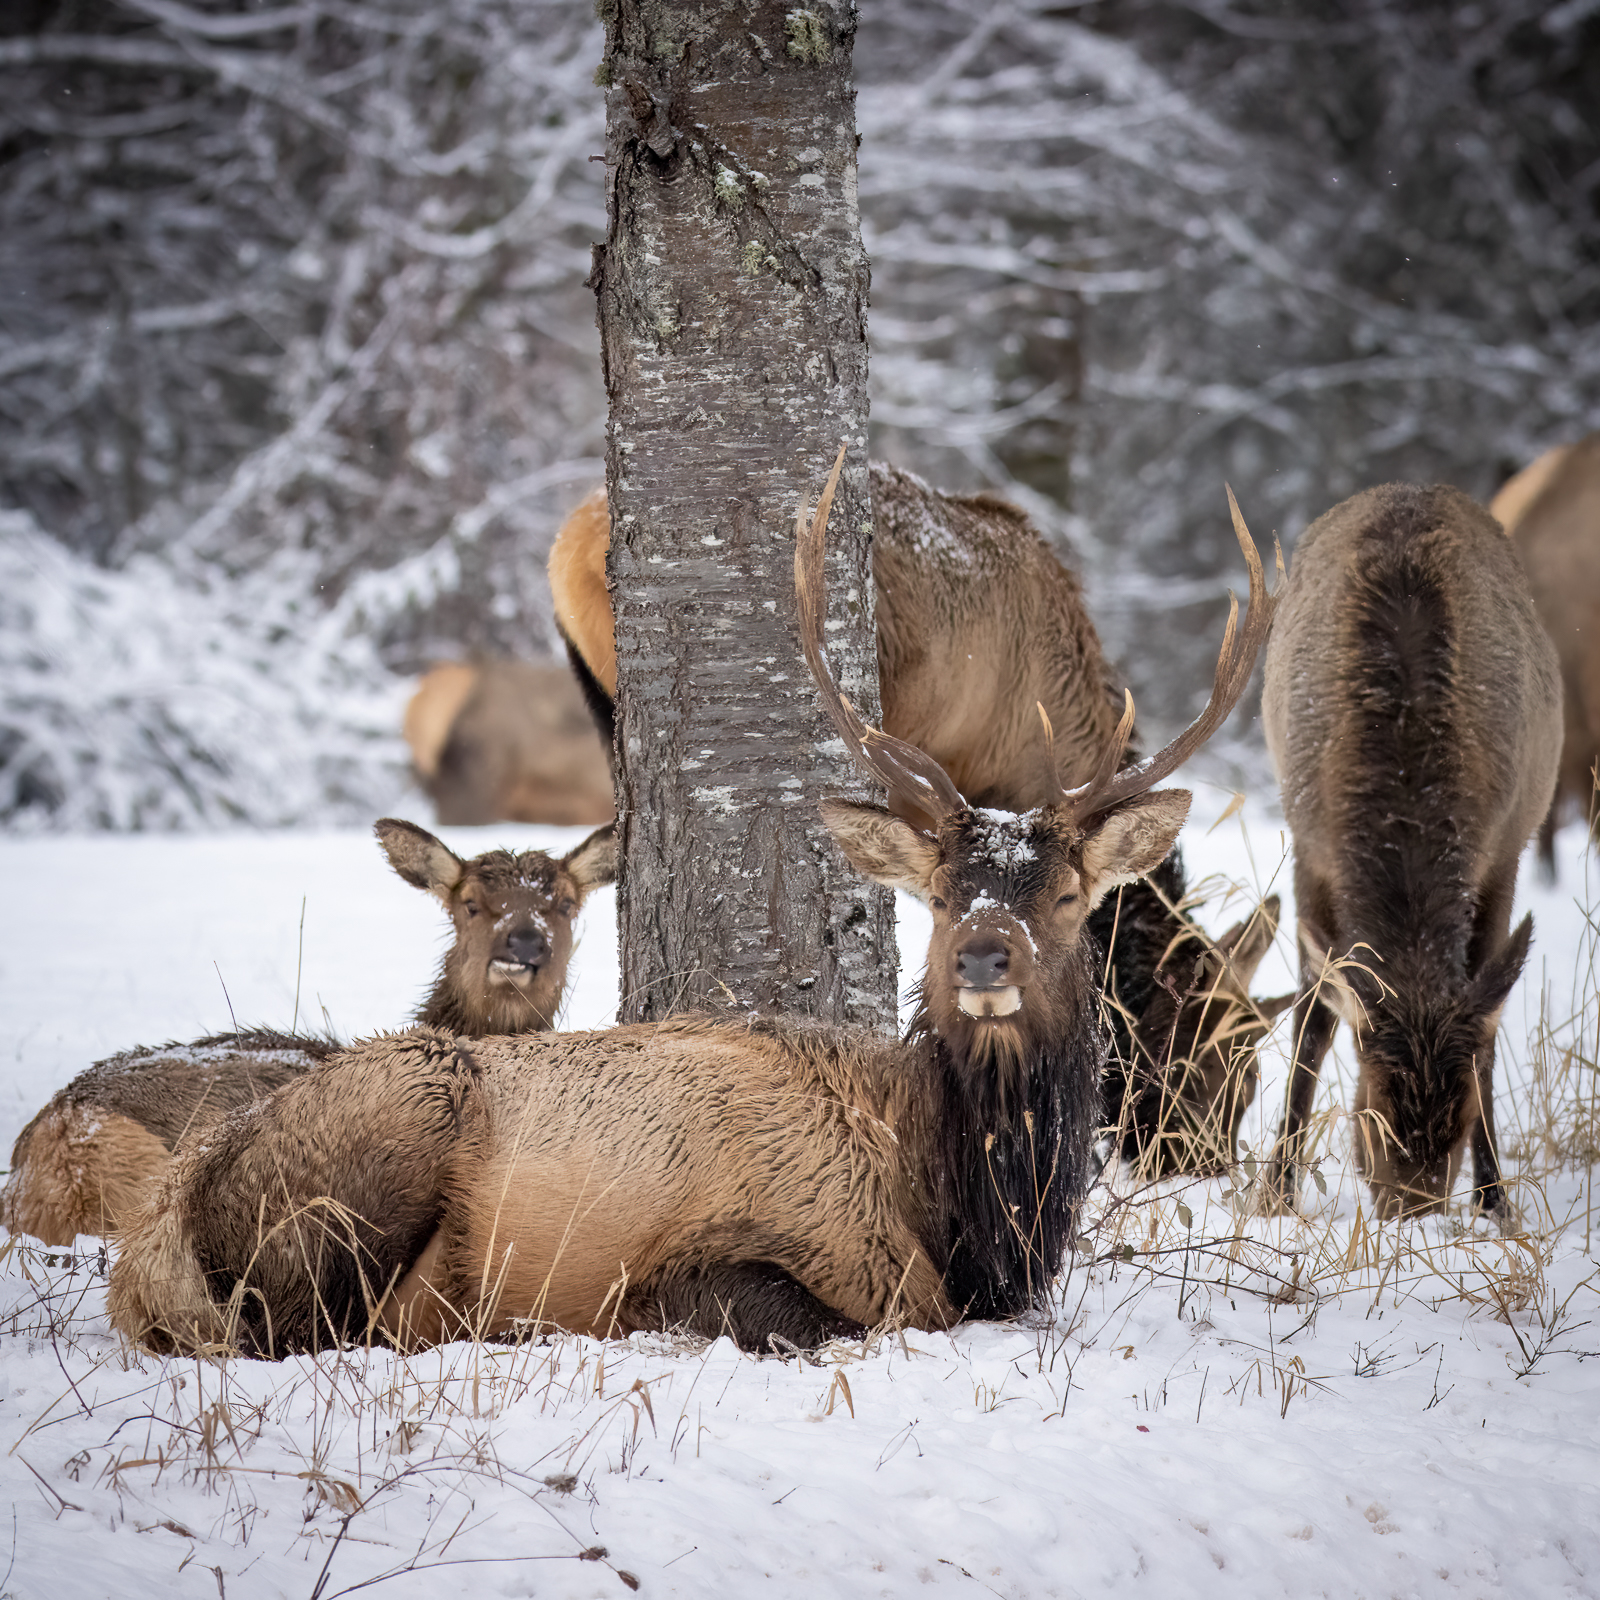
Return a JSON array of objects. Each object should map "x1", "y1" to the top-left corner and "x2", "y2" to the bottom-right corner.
[
  {"x1": 375, "y1": 819, "x2": 615, "y2": 1032},
  {"x1": 1323, "y1": 919, "x2": 1529, "y2": 1217},
  {"x1": 822, "y1": 795, "x2": 1190, "y2": 1083},
  {"x1": 1348, "y1": 1000, "x2": 1493, "y2": 1217}
]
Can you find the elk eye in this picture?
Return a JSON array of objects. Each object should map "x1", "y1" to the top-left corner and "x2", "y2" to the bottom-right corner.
[
  {"x1": 463, "y1": 899, "x2": 480, "y2": 918},
  {"x1": 1056, "y1": 893, "x2": 1078, "y2": 908},
  {"x1": 557, "y1": 898, "x2": 578, "y2": 918},
  {"x1": 929, "y1": 896, "x2": 947, "y2": 912}
]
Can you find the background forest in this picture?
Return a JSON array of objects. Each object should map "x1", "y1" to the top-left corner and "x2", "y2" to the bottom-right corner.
[{"x1": 3, "y1": 0, "x2": 1598, "y2": 829}]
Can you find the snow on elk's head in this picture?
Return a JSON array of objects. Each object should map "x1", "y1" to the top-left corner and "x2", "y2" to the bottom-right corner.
[
  {"x1": 795, "y1": 446, "x2": 1279, "y2": 1096},
  {"x1": 374, "y1": 818, "x2": 616, "y2": 1035},
  {"x1": 820, "y1": 796, "x2": 1189, "y2": 1088}
]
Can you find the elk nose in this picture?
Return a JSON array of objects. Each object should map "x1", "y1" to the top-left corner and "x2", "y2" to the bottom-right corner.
[
  {"x1": 505, "y1": 927, "x2": 549, "y2": 966},
  {"x1": 956, "y1": 938, "x2": 1010, "y2": 989}
]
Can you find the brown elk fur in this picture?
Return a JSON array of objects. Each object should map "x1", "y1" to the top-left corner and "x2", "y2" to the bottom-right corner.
[
  {"x1": 1106, "y1": 896, "x2": 1293, "y2": 1177},
  {"x1": 2, "y1": 821, "x2": 614, "y2": 1246},
  {"x1": 2, "y1": 1031, "x2": 334, "y2": 1248},
  {"x1": 548, "y1": 467, "x2": 1286, "y2": 1174},
  {"x1": 403, "y1": 663, "x2": 479, "y2": 779},
  {"x1": 1490, "y1": 443, "x2": 1573, "y2": 542},
  {"x1": 404, "y1": 660, "x2": 613, "y2": 827},
  {"x1": 1493, "y1": 434, "x2": 1600, "y2": 870},
  {"x1": 1262, "y1": 483, "x2": 1561, "y2": 1219},
  {"x1": 108, "y1": 468, "x2": 1273, "y2": 1359}
]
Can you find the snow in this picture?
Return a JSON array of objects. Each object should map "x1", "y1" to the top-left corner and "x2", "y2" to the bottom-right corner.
[{"x1": 0, "y1": 797, "x2": 1597, "y2": 1599}]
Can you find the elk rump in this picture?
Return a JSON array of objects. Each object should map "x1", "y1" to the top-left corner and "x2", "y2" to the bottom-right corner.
[{"x1": 405, "y1": 659, "x2": 613, "y2": 827}]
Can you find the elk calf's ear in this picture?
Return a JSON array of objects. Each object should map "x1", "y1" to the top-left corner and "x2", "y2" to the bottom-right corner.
[
  {"x1": 819, "y1": 798, "x2": 941, "y2": 898},
  {"x1": 1079, "y1": 791, "x2": 1191, "y2": 910},
  {"x1": 374, "y1": 818, "x2": 466, "y2": 901},
  {"x1": 562, "y1": 822, "x2": 617, "y2": 895},
  {"x1": 1213, "y1": 894, "x2": 1282, "y2": 990}
]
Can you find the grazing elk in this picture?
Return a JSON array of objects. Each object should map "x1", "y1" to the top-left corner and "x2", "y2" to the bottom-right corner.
[
  {"x1": 1105, "y1": 896, "x2": 1293, "y2": 1177},
  {"x1": 1491, "y1": 433, "x2": 1600, "y2": 872},
  {"x1": 2, "y1": 820, "x2": 615, "y2": 1246},
  {"x1": 107, "y1": 459, "x2": 1275, "y2": 1359},
  {"x1": 550, "y1": 465, "x2": 1288, "y2": 1175},
  {"x1": 1261, "y1": 484, "x2": 1561, "y2": 1220},
  {"x1": 404, "y1": 659, "x2": 613, "y2": 827}
]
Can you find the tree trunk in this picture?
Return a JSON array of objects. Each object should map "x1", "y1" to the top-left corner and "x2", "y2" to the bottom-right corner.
[{"x1": 592, "y1": 0, "x2": 897, "y2": 1030}]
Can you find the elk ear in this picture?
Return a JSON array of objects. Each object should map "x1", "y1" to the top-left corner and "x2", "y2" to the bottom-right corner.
[
  {"x1": 1253, "y1": 991, "x2": 1297, "y2": 1025},
  {"x1": 1471, "y1": 913, "x2": 1533, "y2": 1016},
  {"x1": 562, "y1": 822, "x2": 617, "y2": 896},
  {"x1": 819, "y1": 798, "x2": 941, "y2": 898},
  {"x1": 1212, "y1": 894, "x2": 1281, "y2": 991},
  {"x1": 1078, "y1": 791, "x2": 1191, "y2": 911},
  {"x1": 374, "y1": 818, "x2": 465, "y2": 901}
]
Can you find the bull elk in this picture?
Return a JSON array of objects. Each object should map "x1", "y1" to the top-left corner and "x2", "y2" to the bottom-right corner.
[
  {"x1": 551, "y1": 464, "x2": 1288, "y2": 1176},
  {"x1": 1491, "y1": 433, "x2": 1600, "y2": 872},
  {"x1": 2, "y1": 820, "x2": 614, "y2": 1246},
  {"x1": 404, "y1": 658, "x2": 613, "y2": 827},
  {"x1": 1262, "y1": 484, "x2": 1561, "y2": 1219},
  {"x1": 107, "y1": 459, "x2": 1275, "y2": 1359}
]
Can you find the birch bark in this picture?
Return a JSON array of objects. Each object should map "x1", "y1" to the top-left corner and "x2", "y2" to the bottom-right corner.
[{"x1": 592, "y1": 0, "x2": 897, "y2": 1029}]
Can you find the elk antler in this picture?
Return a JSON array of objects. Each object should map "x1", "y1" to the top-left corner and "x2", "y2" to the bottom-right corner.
[
  {"x1": 795, "y1": 444, "x2": 967, "y2": 835},
  {"x1": 1051, "y1": 485, "x2": 1281, "y2": 827}
]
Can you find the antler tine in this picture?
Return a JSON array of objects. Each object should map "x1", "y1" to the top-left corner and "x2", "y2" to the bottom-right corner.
[
  {"x1": 1040, "y1": 692, "x2": 1135, "y2": 808},
  {"x1": 1064, "y1": 485, "x2": 1280, "y2": 826},
  {"x1": 796, "y1": 444, "x2": 967, "y2": 835}
]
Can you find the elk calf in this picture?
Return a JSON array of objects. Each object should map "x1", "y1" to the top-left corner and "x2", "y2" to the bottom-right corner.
[
  {"x1": 404, "y1": 659, "x2": 613, "y2": 826},
  {"x1": 1104, "y1": 896, "x2": 1292, "y2": 1177},
  {"x1": 1492, "y1": 433, "x2": 1600, "y2": 871},
  {"x1": 2, "y1": 820, "x2": 614, "y2": 1245},
  {"x1": 108, "y1": 463, "x2": 1275, "y2": 1359},
  {"x1": 1262, "y1": 484, "x2": 1561, "y2": 1219}
]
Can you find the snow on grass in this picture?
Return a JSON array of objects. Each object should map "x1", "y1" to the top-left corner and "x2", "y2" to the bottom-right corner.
[{"x1": 0, "y1": 795, "x2": 1596, "y2": 1598}]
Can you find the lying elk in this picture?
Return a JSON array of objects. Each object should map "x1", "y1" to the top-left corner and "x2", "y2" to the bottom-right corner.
[
  {"x1": 108, "y1": 460, "x2": 1275, "y2": 1359},
  {"x1": 404, "y1": 658, "x2": 613, "y2": 827},
  {"x1": 3, "y1": 820, "x2": 614, "y2": 1246},
  {"x1": 551, "y1": 465, "x2": 1288, "y2": 1175},
  {"x1": 1262, "y1": 484, "x2": 1561, "y2": 1219},
  {"x1": 1491, "y1": 433, "x2": 1600, "y2": 873}
]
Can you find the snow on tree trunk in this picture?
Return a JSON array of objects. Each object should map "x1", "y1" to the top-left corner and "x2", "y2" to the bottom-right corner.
[{"x1": 592, "y1": 0, "x2": 897, "y2": 1030}]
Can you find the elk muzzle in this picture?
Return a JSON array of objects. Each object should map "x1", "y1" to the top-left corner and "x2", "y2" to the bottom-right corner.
[
  {"x1": 949, "y1": 913, "x2": 1035, "y2": 1019},
  {"x1": 490, "y1": 922, "x2": 552, "y2": 984}
]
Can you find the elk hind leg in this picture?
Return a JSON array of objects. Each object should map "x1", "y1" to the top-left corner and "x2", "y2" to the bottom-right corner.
[{"x1": 630, "y1": 1261, "x2": 865, "y2": 1354}]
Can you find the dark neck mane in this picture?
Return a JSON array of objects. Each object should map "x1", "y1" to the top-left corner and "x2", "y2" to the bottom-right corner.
[{"x1": 910, "y1": 986, "x2": 1104, "y2": 1322}]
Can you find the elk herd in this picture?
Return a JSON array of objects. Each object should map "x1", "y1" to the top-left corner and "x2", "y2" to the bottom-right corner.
[{"x1": 5, "y1": 430, "x2": 1597, "y2": 1363}]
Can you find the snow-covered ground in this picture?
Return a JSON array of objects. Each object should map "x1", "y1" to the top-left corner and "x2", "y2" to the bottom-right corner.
[{"x1": 0, "y1": 791, "x2": 1596, "y2": 1600}]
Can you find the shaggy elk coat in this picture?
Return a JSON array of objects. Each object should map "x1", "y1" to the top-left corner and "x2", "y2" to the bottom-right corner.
[
  {"x1": 1262, "y1": 483, "x2": 1561, "y2": 1218},
  {"x1": 550, "y1": 463, "x2": 1288, "y2": 1176},
  {"x1": 1491, "y1": 433, "x2": 1600, "y2": 870},
  {"x1": 2, "y1": 820, "x2": 614, "y2": 1245},
  {"x1": 108, "y1": 457, "x2": 1276, "y2": 1359}
]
